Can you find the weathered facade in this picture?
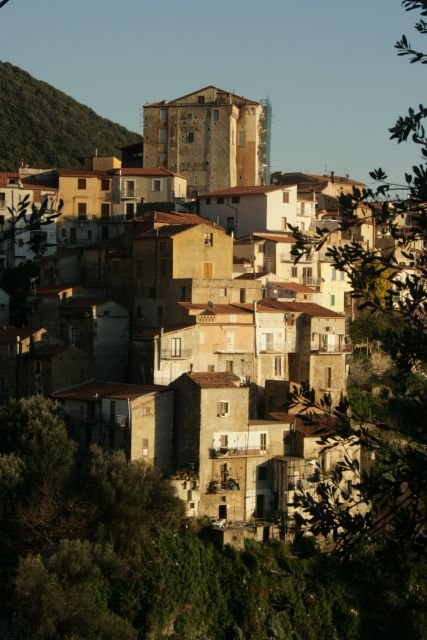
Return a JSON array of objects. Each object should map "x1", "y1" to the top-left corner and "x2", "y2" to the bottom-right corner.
[{"x1": 143, "y1": 86, "x2": 270, "y2": 195}]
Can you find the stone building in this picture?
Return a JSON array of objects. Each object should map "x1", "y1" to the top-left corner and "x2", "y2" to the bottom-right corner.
[{"x1": 143, "y1": 86, "x2": 271, "y2": 195}]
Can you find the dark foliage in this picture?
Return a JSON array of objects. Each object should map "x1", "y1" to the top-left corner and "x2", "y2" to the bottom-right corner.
[{"x1": 0, "y1": 62, "x2": 141, "y2": 170}]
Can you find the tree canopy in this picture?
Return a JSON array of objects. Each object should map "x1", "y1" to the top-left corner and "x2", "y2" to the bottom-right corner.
[{"x1": 289, "y1": 0, "x2": 427, "y2": 562}]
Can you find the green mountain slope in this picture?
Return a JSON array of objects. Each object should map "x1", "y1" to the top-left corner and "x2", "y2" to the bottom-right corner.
[{"x1": 0, "y1": 61, "x2": 141, "y2": 170}]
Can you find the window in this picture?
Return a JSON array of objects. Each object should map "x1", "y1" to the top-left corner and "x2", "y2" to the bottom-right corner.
[
  {"x1": 101, "y1": 203, "x2": 110, "y2": 218},
  {"x1": 0, "y1": 192, "x2": 5, "y2": 208},
  {"x1": 77, "y1": 178, "x2": 86, "y2": 190},
  {"x1": 77, "y1": 202, "x2": 87, "y2": 219},
  {"x1": 340, "y1": 270, "x2": 346, "y2": 281},
  {"x1": 142, "y1": 438, "x2": 149, "y2": 457},
  {"x1": 68, "y1": 327, "x2": 77, "y2": 347},
  {"x1": 142, "y1": 405, "x2": 153, "y2": 416},
  {"x1": 226, "y1": 360, "x2": 234, "y2": 373},
  {"x1": 126, "y1": 181, "x2": 135, "y2": 197},
  {"x1": 160, "y1": 108, "x2": 168, "y2": 124},
  {"x1": 186, "y1": 112, "x2": 193, "y2": 120},
  {"x1": 231, "y1": 196, "x2": 240, "y2": 204},
  {"x1": 283, "y1": 191, "x2": 289, "y2": 204},
  {"x1": 207, "y1": 364, "x2": 215, "y2": 372},
  {"x1": 258, "y1": 465, "x2": 268, "y2": 481},
  {"x1": 171, "y1": 337, "x2": 182, "y2": 357},
  {"x1": 101, "y1": 179, "x2": 110, "y2": 191},
  {"x1": 152, "y1": 179, "x2": 161, "y2": 192},
  {"x1": 159, "y1": 129, "x2": 167, "y2": 143},
  {"x1": 217, "y1": 401, "x2": 230, "y2": 417},
  {"x1": 203, "y1": 262, "x2": 213, "y2": 279},
  {"x1": 125, "y1": 202, "x2": 135, "y2": 219},
  {"x1": 329, "y1": 294, "x2": 336, "y2": 306},
  {"x1": 220, "y1": 434, "x2": 229, "y2": 447},
  {"x1": 213, "y1": 109, "x2": 219, "y2": 121},
  {"x1": 239, "y1": 288, "x2": 246, "y2": 303},
  {"x1": 260, "y1": 433, "x2": 267, "y2": 451},
  {"x1": 281, "y1": 217, "x2": 287, "y2": 231},
  {"x1": 291, "y1": 266, "x2": 298, "y2": 278},
  {"x1": 204, "y1": 232, "x2": 213, "y2": 247},
  {"x1": 217, "y1": 197, "x2": 224, "y2": 204},
  {"x1": 324, "y1": 367, "x2": 332, "y2": 388},
  {"x1": 238, "y1": 130, "x2": 246, "y2": 146},
  {"x1": 197, "y1": 95, "x2": 205, "y2": 104},
  {"x1": 180, "y1": 286, "x2": 187, "y2": 301},
  {"x1": 226, "y1": 216, "x2": 234, "y2": 231},
  {"x1": 274, "y1": 356, "x2": 282, "y2": 376},
  {"x1": 87, "y1": 230, "x2": 92, "y2": 241},
  {"x1": 186, "y1": 132, "x2": 194, "y2": 143},
  {"x1": 205, "y1": 197, "x2": 211, "y2": 205},
  {"x1": 102, "y1": 226, "x2": 109, "y2": 240},
  {"x1": 331, "y1": 267, "x2": 337, "y2": 281}
]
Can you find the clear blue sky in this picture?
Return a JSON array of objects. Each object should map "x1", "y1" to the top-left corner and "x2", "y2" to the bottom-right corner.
[{"x1": 0, "y1": 0, "x2": 424, "y2": 188}]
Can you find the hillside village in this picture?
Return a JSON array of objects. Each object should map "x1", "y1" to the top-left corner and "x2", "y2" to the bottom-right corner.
[{"x1": 0, "y1": 85, "x2": 421, "y2": 540}]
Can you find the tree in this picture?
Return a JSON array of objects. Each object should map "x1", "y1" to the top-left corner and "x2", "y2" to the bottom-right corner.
[
  {"x1": 3, "y1": 194, "x2": 63, "y2": 268},
  {"x1": 289, "y1": 0, "x2": 427, "y2": 559}
]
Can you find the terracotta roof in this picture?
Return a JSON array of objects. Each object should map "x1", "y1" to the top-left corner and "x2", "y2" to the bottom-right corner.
[
  {"x1": 268, "y1": 412, "x2": 339, "y2": 437},
  {"x1": 0, "y1": 172, "x2": 20, "y2": 188},
  {"x1": 145, "y1": 85, "x2": 260, "y2": 108},
  {"x1": 178, "y1": 302, "x2": 252, "y2": 315},
  {"x1": 187, "y1": 371, "x2": 242, "y2": 388},
  {"x1": 275, "y1": 172, "x2": 365, "y2": 187},
  {"x1": 138, "y1": 224, "x2": 196, "y2": 239},
  {"x1": 126, "y1": 211, "x2": 214, "y2": 226},
  {"x1": 256, "y1": 299, "x2": 346, "y2": 318},
  {"x1": 269, "y1": 281, "x2": 315, "y2": 293},
  {"x1": 200, "y1": 185, "x2": 285, "y2": 198},
  {"x1": 52, "y1": 380, "x2": 167, "y2": 401}
]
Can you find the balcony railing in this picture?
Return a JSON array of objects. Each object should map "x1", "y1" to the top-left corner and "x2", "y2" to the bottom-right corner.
[
  {"x1": 311, "y1": 339, "x2": 352, "y2": 353},
  {"x1": 120, "y1": 188, "x2": 140, "y2": 199},
  {"x1": 213, "y1": 344, "x2": 250, "y2": 354},
  {"x1": 161, "y1": 349, "x2": 192, "y2": 359},
  {"x1": 259, "y1": 343, "x2": 285, "y2": 353},
  {"x1": 210, "y1": 446, "x2": 268, "y2": 458},
  {"x1": 300, "y1": 276, "x2": 321, "y2": 286},
  {"x1": 207, "y1": 478, "x2": 240, "y2": 493}
]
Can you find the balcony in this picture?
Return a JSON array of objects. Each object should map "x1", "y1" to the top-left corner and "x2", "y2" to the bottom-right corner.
[
  {"x1": 310, "y1": 338, "x2": 352, "y2": 353},
  {"x1": 259, "y1": 342, "x2": 285, "y2": 354},
  {"x1": 210, "y1": 446, "x2": 268, "y2": 458},
  {"x1": 300, "y1": 277, "x2": 321, "y2": 286},
  {"x1": 120, "y1": 188, "x2": 140, "y2": 199},
  {"x1": 213, "y1": 344, "x2": 249, "y2": 354},
  {"x1": 161, "y1": 348, "x2": 192, "y2": 360},
  {"x1": 207, "y1": 478, "x2": 240, "y2": 493}
]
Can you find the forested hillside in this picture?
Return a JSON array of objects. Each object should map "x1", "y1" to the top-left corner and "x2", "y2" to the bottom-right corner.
[{"x1": 0, "y1": 61, "x2": 141, "y2": 170}]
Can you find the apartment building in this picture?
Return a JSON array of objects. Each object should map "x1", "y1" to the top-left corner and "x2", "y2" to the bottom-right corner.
[{"x1": 53, "y1": 380, "x2": 174, "y2": 471}]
